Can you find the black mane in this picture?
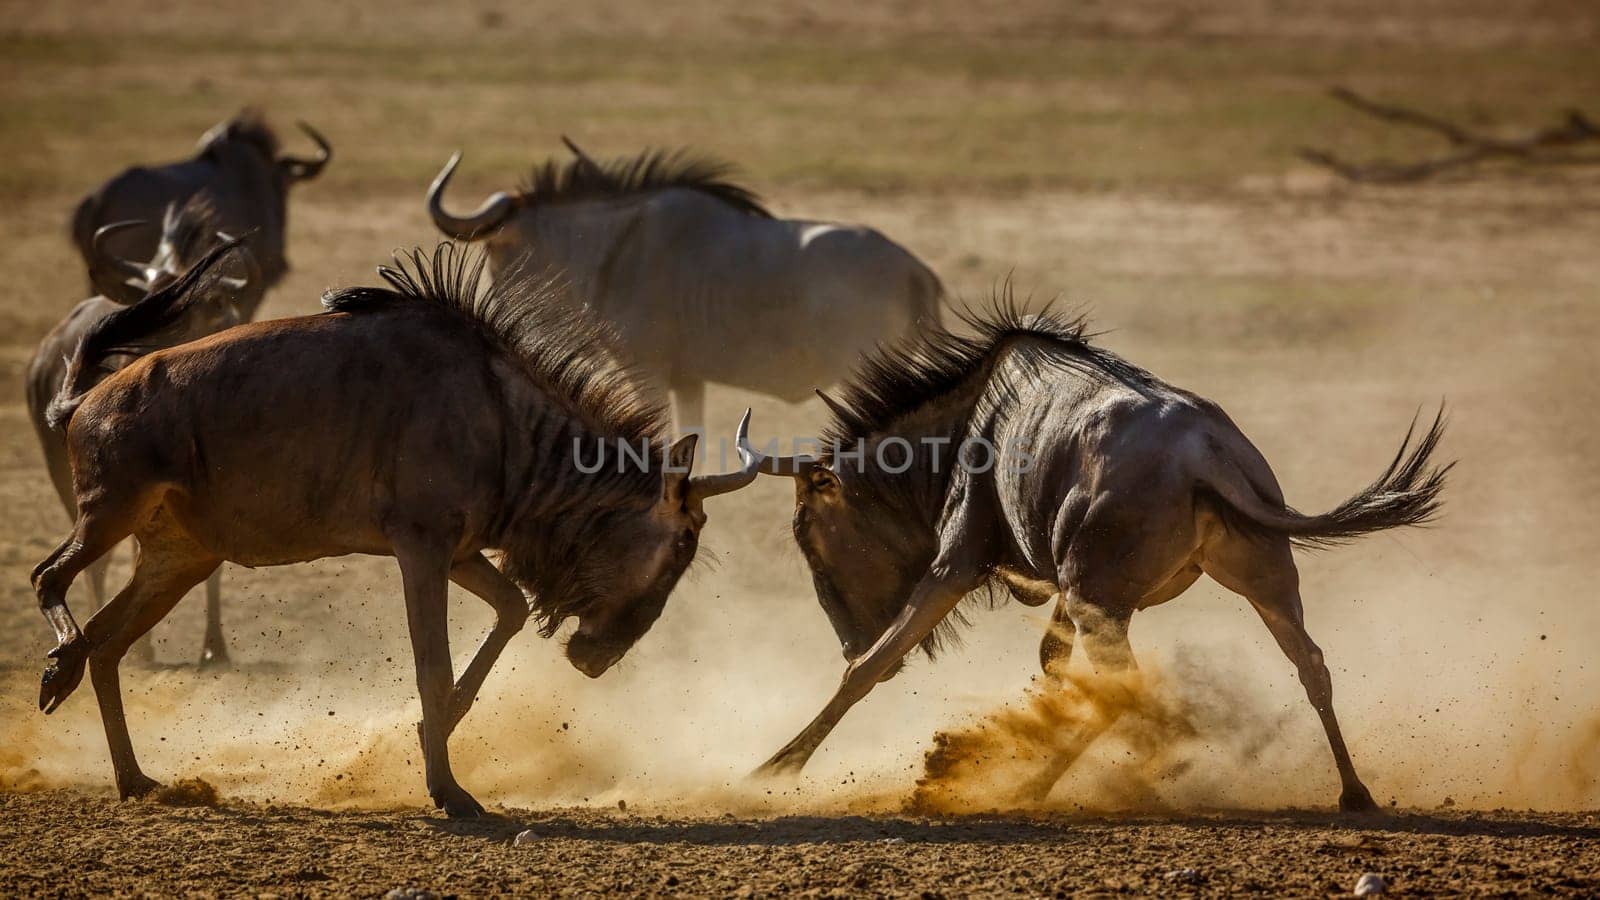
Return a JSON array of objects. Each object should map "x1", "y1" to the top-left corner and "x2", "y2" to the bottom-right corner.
[
  {"x1": 820, "y1": 289, "x2": 1156, "y2": 453},
  {"x1": 816, "y1": 291, "x2": 1162, "y2": 660},
  {"x1": 322, "y1": 243, "x2": 665, "y2": 446},
  {"x1": 519, "y1": 146, "x2": 771, "y2": 217}
]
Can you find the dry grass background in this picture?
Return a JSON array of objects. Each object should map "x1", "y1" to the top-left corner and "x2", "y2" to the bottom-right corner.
[{"x1": 1, "y1": 0, "x2": 1599, "y2": 835}]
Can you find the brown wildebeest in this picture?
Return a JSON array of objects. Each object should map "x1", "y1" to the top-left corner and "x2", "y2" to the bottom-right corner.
[
  {"x1": 71, "y1": 108, "x2": 330, "y2": 315},
  {"x1": 748, "y1": 303, "x2": 1450, "y2": 812},
  {"x1": 26, "y1": 194, "x2": 262, "y2": 667},
  {"x1": 32, "y1": 244, "x2": 761, "y2": 817},
  {"x1": 427, "y1": 140, "x2": 942, "y2": 433}
]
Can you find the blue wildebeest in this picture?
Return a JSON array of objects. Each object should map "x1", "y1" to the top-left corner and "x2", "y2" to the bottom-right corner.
[
  {"x1": 748, "y1": 303, "x2": 1450, "y2": 812},
  {"x1": 26, "y1": 194, "x2": 262, "y2": 667},
  {"x1": 31, "y1": 244, "x2": 762, "y2": 817},
  {"x1": 427, "y1": 139, "x2": 942, "y2": 432},
  {"x1": 71, "y1": 109, "x2": 330, "y2": 316}
]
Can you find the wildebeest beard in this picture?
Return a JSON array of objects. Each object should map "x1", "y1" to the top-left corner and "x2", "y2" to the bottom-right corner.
[{"x1": 497, "y1": 485, "x2": 658, "y2": 637}]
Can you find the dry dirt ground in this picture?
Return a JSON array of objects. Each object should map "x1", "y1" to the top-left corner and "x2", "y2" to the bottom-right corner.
[
  {"x1": 3, "y1": 791, "x2": 1599, "y2": 897},
  {"x1": 3, "y1": 0, "x2": 1600, "y2": 895}
]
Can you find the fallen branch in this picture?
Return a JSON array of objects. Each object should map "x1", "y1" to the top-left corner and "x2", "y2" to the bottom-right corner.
[{"x1": 1298, "y1": 86, "x2": 1600, "y2": 183}]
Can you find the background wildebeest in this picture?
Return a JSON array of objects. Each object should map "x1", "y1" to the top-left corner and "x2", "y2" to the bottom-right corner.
[
  {"x1": 749, "y1": 303, "x2": 1450, "y2": 812},
  {"x1": 70, "y1": 109, "x2": 330, "y2": 317},
  {"x1": 427, "y1": 140, "x2": 943, "y2": 432},
  {"x1": 30, "y1": 244, "x2": 761, "y2": 817},
  {"x1": 25, "y1": 194, "x2": 262, "y2": 668}
]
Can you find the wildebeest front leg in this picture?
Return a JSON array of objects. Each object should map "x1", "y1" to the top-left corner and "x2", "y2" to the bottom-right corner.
[
  {"x1": 197, "y1": 570, "x2": 229, "y2": 669},
  {"x1": 756, "y1": 567, "x2": 978, "y2": 776},
  {"x1": 396, "y1": 540, "x2": 484, "y2": 818},
  {"x1": 442, "y1": 552, "x2": 530, "y2": 733}
]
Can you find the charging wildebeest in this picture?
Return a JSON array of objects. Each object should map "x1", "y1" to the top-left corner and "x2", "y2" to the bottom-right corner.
[
  {"x1": 32, "y1": 244, "x2": 762, "y2": 817},
  {"x1": 748, "y1": 303, "x2": 1450, "y2": 812},
  {"x1": 71, "y1": 109, "x2": 330, "y2": 316},
  {"x1": 427, "y1": 139, "x2": 942, "y2": 432},
  {"x1": 26, "y1": 194, "x2": 262, "y2": 667}
]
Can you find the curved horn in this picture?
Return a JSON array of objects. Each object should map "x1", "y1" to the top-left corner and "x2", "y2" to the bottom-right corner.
[
  {"x1": 757, "y1": 451, "x2": 820, "y2": 477},
  {"x1": 561, "y1": 135, "x2": 603, "y2": 174},
  {"x1": 685, "y1": 409, "x2": 763, "y2": 501},
  {"x1": 427, "y1": 152, "x2": 515, "y2": 241},
  {"x1": 280, "y1": 121, "x2": 332, "y2": 181},
  {"x1": 91, "y1": 220, "x2": 152, "y2": 281},
  {"x1": 742, "y1": 408, "x2": 822, "y2": 477}
]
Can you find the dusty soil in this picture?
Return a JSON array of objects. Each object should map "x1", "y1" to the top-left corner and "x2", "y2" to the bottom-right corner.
[
  {"x1": 3, "y1": 0, "x2": 1600, "y2": 895},
  {"x1": 3, "y1": 790, "x2": 1597, "y2": 897}
]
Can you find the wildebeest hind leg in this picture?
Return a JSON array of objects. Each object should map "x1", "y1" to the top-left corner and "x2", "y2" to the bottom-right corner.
[
  {"x1": 84, "y1": 525, "x2": 220, "y2": 798},
  {"x1": 1038, "y1": 593, "x2": 1072, "y2": 678},
  {"x1": 34, "y1": 507, "x2": 145, "y2": 710},
  {"x1": 1202, "y1": 533, "x2": 1378, "y2": 813},
  {"x1": 1011, "y1": 592, "x2": 1141, "y2": 803},
  {"x1": 441, "y1": 552, "x2": 530, "y2": 733},
  {"x1": 395, "y1": 539, "x2": 484, "y2": 818}
]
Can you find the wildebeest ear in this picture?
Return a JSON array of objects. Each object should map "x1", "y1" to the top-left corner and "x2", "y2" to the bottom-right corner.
[{"x1": 662, "y1": 433, "x2": 698, "y2": 503}]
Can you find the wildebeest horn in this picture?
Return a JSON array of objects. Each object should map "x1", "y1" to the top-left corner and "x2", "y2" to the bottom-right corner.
[
  {"x1": 685, "y1": 408, "x2": 763, "y2": 501},
  {"x1": 427, "y1": 152, "x2": 516, "y2": 241},
  {"x1": 561, "y1": 135, "x2": 603, "y2": 174},
  {"x1": 756, "y1": 452, "x2": 820, "y2": 477},
  {"x1": 92, "y1": 220, "x2": 152, "y2": 282},
  {"x1": 280, "y1": 121, "x2": 332, "y2": 181}
]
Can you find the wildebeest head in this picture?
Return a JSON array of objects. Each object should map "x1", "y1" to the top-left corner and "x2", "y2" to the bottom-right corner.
[
  {"x1": 197, "y1": 108, "x2": 332, "y2": 189},
  {"x1": 88, "y1": 194, "x2": 262, "y2": 323},
  {"x1": 545, "y1": 414, "x2": 763, "y2": 678},
  {"x1": 751, "y1": 440, "x2": 938, "y2": 661},
  {"x1": 330, "y1": 246, "x2": 764, "y2": 678}
]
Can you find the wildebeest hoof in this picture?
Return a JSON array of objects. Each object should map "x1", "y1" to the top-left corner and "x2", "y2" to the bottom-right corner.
[
  {"x1": 434, "y1": 787, "x2": 486, "y2": 819},
  {"x1": 39, "y1": 640, "x2": 89, "y2": 713},
  {"x1": 197, "y1": 645, "x2": 231, "y2": 671},
  {"x1": 118, "y1": 772, "x2": 161, "y2": 800},
  {"x1": 1340, "y1": 784, "x2": 1380, "y2": 814},
  {"x1": 752, "y1": 750, "x2": 808, "y2": 780}
]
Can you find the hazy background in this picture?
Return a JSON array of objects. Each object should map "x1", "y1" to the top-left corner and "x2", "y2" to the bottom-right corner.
[{"x1": 1, "y1": 0, "x2": 1597, "y2": 813}]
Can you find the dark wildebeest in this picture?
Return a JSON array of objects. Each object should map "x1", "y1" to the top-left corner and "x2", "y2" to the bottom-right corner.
[
  {"x1": 71, "y1": 109, "x2": 330, "y2": 316},
  {"x1": 26, "y1": 194, "x2": 262, "y2": 667},
  {"x1": 31, "y1": 245, "x2": 762, "y2": 817},
  {"x1": 427, "y1": 140, "x2": 942, "y2": 432},
  {"x1": 748, "y1": 304, "x2": 1450, "y2": 812}
]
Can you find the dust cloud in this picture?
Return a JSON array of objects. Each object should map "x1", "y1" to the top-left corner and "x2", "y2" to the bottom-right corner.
[{"x1": 2, "y1": 258, "x2": 1598, "y2": 817}]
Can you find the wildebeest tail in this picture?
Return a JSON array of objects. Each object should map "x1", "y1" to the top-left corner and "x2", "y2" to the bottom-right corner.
[
  {"x1": 1203, "y1": 408, "x2": 1452, "y2": 550},
  {"x1": 45, "y1": 236, "x2": 245, "y2": 431}
]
